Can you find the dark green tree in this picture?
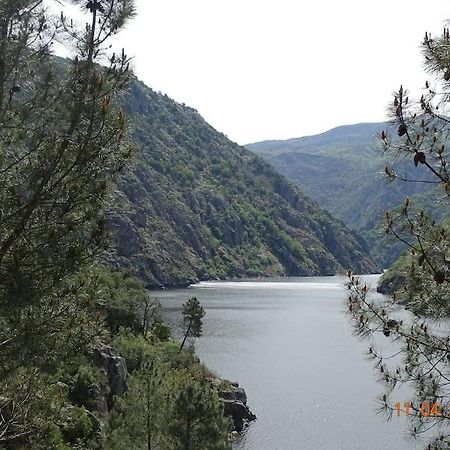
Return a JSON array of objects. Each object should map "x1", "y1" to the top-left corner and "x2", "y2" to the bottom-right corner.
[
  {"x1": 167, "y1": 380, "x2": 230, "y2": 450},
  {"x1": 0, "y1": 0, "x2": 135, "y2": 445},
  {"x1": 105, "y1": 351, "x2": 231, "y2": 450},
  {"x1": 105, "y1": 360, "x2": 166, "y2": 450},
  {"x1": 179, "y1": 296, "x2": 205, "y2": 351},
  {"x1": 347, "y1": 22, "x2": 450, "y2": 449}
]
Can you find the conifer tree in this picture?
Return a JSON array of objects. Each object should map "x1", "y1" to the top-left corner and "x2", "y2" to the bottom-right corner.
[
  {"x1": 347, "y1": 22, "x2": 450, "y2": 449},
  {"x1": 168, "y1": 380, "x2": 230, "y2": 450},
  {"x1": 179, "y1": 296, "x2": 205, "y2": 351},
  {"x1": 105, "y1": 358, "x2": 231, "y2": 450},
  {"x1": 106, "y1": 361, "x2": 166, "y2": 450},
  {"x1": 0, "y1": 0, "x2": 135, "y2": 445}
]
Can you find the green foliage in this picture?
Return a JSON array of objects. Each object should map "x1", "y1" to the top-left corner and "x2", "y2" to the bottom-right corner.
[
  {"x1": 182, "y1": 298, "x2": 205, "y2": 338},
  {"x1": 59, "y1": 407, "x2": 95, "y2": 447},
  {"x1": 0, "y1": 0, "x2": 134, "y2": 446},
  {"x1": 173, "y1": 163, "x2": 196, "y2": 183},
  {"x1": 0, "y1": 368, "x2": 66, "y2": 449},
  {"x1": 105, "y1": 360, "x2": 169, "y2": 450},
  {"x1": 377, "y1": 252, "x2": 409, "y2": 294},
  {"x1": 68, "y1": 364, "x2": 106, "y2": 411},
  {"x1": 180, "y1": 297, "x2": 205, "y2": 351},
  {"x1": 105, "y1": 342, "x2": 230, "y2": 450},
  {"x1": 0, "y1": 269, "x2": 106, "y2": 382},
  {"x1": 152, "y1": 320, "x2": 172, "y2": 342},
  {"x1": 112, "y1": 330, "x2": 156, "y2": 373},
  {"x1": 381, "y1": 213, "x2": 449, "y2": 315},
  {"x1": 168, "y1": 380, "x2": 230, "y2": 450},
  {"x1": 346, "y1": 23, "x2": 450, "y2": 449},
  {"x1": 0, "y1": 9, "x2": 132, "y2": 312},
  {"x1": 89, "y1": 267, "x2": 152, "y2": 334}
]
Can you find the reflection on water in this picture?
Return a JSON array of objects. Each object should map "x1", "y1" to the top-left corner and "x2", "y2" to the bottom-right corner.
[{"x1": 151, "y1": 275, "x2": 418, "y2": 450}]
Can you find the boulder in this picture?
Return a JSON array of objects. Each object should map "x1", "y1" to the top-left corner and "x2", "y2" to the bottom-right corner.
[
  {"x1": 92, "y1": 344, "x2": 127, "y2": 409},
  {"x1": 222, "y1": 399, "x2": 257, "y2": 432},
  {"x1": 218, "y1": 386, "x2": 247, "y2": 405},
  {"x1": 88, "y1": 383, "x2": 109, "y2": 416},
  {"x1": 208, "y1": 378, "x2": 256, "y2": 432}
]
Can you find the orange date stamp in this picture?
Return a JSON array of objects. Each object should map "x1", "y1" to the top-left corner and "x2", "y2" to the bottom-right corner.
[{"x1": 395, "y1": 401, "x2": 447, "y2": 417}]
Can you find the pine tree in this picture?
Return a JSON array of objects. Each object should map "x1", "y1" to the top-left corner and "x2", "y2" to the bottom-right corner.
[
  {"x1": 179, "y1": 297, "x2": 205, "y2": 351},
  {"x1": 105, "y1": 357, "x2": 231, "y2": 450},
  {"x1": 347, "y1": 22, "x2": 450, "y2": 449},
  {"x1": 106, "y1": 361, "x2": 166, "y2": 450},
  {"x1": 168, "y1": 380, "x2": 230, "y2": 450},
  {"x1": 0, "y1": 0, "x2": 135, "y2": 445}
]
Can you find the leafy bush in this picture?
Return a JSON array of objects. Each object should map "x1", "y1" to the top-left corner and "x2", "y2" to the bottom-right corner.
[{"x1": 60, "y1": 407, "x2": 94, "y2": 446}]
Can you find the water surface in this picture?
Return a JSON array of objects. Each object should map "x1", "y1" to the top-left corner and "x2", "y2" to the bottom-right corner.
[{"x1": 152, "y1": 275, "x2": 418, "y2": 450}]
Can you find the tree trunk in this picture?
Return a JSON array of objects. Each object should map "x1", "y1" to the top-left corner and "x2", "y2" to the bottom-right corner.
[
  {"x1": 179, "y1": 321, "x2": 192, "y2": 352},
  {"x1": 146, "y1": 378, "x2": 152, "y2": 450},
  {"x1": 184, "y1": 416, "x2": 191, "y2": 450}
]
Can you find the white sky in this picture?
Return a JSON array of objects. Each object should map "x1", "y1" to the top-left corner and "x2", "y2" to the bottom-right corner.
[{"x1": 58, "y1": 0, "x2": 450, "y2": 144}]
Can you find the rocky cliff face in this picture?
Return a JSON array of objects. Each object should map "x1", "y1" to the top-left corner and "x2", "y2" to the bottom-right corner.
[
  {"x1": 104, "y1": 79, "x2": 378, "y2": 288},
  {"x1": 92, "y1": 345, "x2": 128, "y2": 411}
]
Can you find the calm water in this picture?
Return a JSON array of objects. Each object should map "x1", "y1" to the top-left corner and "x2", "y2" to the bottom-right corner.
[{"x1": 151, "y1": 275, "x2": 420, "y2": 450}]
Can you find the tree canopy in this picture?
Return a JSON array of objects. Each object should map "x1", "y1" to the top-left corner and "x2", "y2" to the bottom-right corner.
[{"x1": 180, "y1": 297, "x2": 205, "y2": 351}]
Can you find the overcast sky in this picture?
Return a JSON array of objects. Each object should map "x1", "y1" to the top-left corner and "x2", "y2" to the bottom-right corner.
[{"x1": 73, "y1": 1, "x2": 450, "y2": 144}]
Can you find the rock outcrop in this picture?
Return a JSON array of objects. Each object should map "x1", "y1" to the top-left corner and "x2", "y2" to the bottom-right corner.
[
  {"x1": 92, "y1": 344, "x2": 128, "y2": 411},
  {"x1": 209, "y1": 378, "x2": 256, "y2": 432}
]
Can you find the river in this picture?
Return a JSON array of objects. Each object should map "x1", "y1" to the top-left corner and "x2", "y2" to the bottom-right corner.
[{"x1": 151, "y1": 275, "x2": 419, "y2": 450}]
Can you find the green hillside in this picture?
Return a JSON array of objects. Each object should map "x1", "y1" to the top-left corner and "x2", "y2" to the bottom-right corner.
[
  {"x1": 247, "y1": 123, "x2": 442, "y2": 267},
  {"x1": 105, "y1": 81, "x2": 378, "y2": 287}
]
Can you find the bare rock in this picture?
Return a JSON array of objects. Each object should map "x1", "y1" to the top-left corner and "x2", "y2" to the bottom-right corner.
[
  {"x1": 92, "y1": 344, "x2": 127, "y2": 409},
  {"x1": 208, "y1": 378, "x2": 256, "y2": 432}
]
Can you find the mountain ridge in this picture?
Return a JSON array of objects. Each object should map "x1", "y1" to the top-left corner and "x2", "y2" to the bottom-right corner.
[
  {"x1": 246, "y1": 122, "x2": 438, "y2": 267},
  {"x1": 104, "y1": 77, "x2": 378, "y2": 288},
  {"x1": 246, "y1": 122, "x2": 385, "y2": 149}
]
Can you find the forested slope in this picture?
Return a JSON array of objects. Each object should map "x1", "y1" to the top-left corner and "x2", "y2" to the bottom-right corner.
[
  {"x1": 247, "y1": 123, "x2": 440, "y2": 266},
  {"x1": 106, "y1": 81, "x2": 378, "y2": 287}
]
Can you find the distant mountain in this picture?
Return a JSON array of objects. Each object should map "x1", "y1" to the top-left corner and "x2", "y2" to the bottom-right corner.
[
  {"x1": 246, "y1": 123, "x2": 439, "y2": 267},
  {"x1": 104, "y1": 82, "x2": 377, "y2": 288}
]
